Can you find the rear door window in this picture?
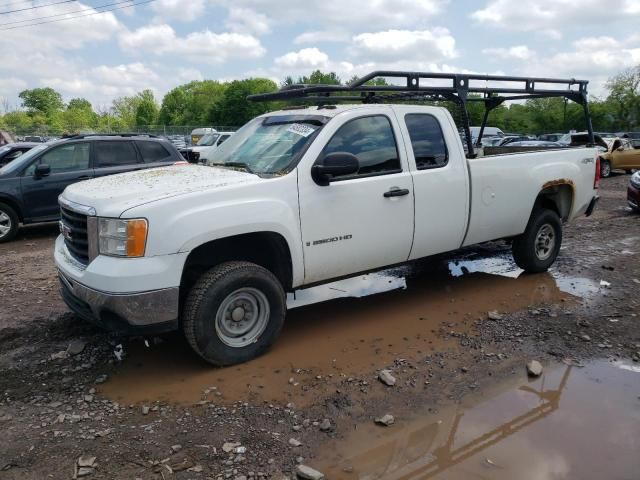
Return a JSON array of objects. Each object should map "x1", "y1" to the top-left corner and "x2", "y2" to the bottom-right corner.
[
  {"x1": 404, "y1": 114, "x2": 448, "y2": 169},
  {"x1": 136, "y1": 141, "x2": 172, "y2": 163},
  {"x1": 94, "y1": 141, "x2": 139, "y2": 168}
]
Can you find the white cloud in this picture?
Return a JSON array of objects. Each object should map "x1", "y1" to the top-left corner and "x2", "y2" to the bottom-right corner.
[
  {"x1": 294, "y1": 30, "x2": 350, "y2": 45},
  {"x1": 482, "y1": 45, "x2": 535, "y2": 60},
  {"x1": 150, "y1": 0, "x2": 206, "y2": 21},
  {"x1": 274, "y1": 48, "x2": 330, "y2": 69},
  {"x1": 210, "y1": 0, "x2": 448, "y2": 28},
  {"x1": 351, "y1": 29, "x2": 457, "y2": 62},
  {"x1": 225, "y1": 7, "x2": 271, "y2": 35},
  {"x1": 119, "y1": 24, "x2": 266, "y2": 64},
  {"x1": 472, "y1": 0, "x2": 640, "y2": 32},
  {"x1": 518, "y1": 34, "x2": 640, "y2": 96}
]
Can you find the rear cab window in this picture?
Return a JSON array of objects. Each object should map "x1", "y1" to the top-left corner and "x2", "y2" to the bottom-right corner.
[
  {"x1": 94, "y1": 141, "x2": 139, "y2": 168},
  {"x1": 321, "y1": 115, "x2": 401, "y2": 180},
  {"x1": 404, "y1": 114, "x2": 448, "y2": 169}
]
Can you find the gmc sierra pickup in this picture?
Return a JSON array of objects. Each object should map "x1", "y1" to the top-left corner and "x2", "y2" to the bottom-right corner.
[{"x1": 55, "y1": 72, "x2": 600, "y2": 366}]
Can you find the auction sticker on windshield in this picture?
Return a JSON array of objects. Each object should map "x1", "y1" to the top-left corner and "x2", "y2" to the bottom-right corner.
[{"x1": 287, "y1": 123, "x2": 317, "y2": 137}]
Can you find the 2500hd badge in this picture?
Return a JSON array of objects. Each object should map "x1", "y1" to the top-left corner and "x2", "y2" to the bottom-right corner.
[{"x1": 307, "y1": 234, "x2": 353, "y2": 247}]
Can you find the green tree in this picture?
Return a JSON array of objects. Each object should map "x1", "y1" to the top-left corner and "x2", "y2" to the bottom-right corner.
[
  {"x1": 111, "y1": 95, "x2": 139, "y2": 128},
  {"x1": 67, "y1": 98, "x2": 93, "y2": 111},
  {"x1": 210, "y1": 78, "x2": 278, "y2": 126},
  {"x1": 135, "y1": 89, "x2": 159, "y2": 126},
  {"x1": 18, "y1": 87, "x2": 64, "y2": 116},
  {"x1": 159, "y1": 80, "x2": 226, "y2": 125},
  {"x1": 283, "y1": 70, "x2": 342, "y2": 86},
  {"x1": 604, "y1": 66, "x2": 640, "y2": 130},
  {"x1": 63, "y1": 97, "x2": 96, "y2": 133}
]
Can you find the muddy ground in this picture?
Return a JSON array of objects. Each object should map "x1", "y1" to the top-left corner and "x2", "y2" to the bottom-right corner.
[{"x1": 0, "y1": 174, "x2": 639, "y2": 479}]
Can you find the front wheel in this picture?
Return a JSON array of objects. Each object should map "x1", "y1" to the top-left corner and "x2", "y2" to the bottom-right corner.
[
  {"x1": 182, "y1": 261, "x2": 286, "y2": 366},
  {"x1": 0, "y1": 202, "x2": 19, "y2": 243},
  {"x1": 600, "y1": 159, "x2": 611, "y2": 178},
  {"x1": 512, "y1": 209, "x2": 562, "y2": 273}
]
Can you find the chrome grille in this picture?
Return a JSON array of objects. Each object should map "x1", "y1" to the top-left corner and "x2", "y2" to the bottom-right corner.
[{"x1": 60, "y1": 206, "x2": 89, "y2": 264}]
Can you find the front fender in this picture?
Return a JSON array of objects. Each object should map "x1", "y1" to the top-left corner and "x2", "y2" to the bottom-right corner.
[{"x1": 123, "y1": 173, "x2": 305, "y2": 287}]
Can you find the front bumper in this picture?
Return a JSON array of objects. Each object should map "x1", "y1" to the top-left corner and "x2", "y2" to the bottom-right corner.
[
  {"x1": 55, "y1": 235, "x2": 187, "y2": 335},
  {"x1": 59, "y1": 271, "x2": 179, "y2": 335},
  {"x1": 628, "y1": 183, "x2": 640, "y2": 210}
]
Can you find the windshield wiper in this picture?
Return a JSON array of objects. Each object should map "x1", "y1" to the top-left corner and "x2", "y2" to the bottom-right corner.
[{"x1": 219, "y1": 162, "x2": 255, "y2": 174}]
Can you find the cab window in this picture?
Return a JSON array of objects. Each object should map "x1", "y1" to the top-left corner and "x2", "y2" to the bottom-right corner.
[
  {"x1": 321, "y1": 115, "x2": 400, "y2": 180},
  {"x1": 404, "y1": 114, "x2": 448, "y2": 169}
]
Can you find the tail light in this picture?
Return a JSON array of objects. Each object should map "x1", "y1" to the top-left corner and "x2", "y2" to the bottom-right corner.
[{"x1": 594, "y1": 156, "x2": 600, "y2": 189}]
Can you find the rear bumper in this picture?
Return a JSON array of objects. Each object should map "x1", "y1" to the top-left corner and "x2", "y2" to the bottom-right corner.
[
  {"x1": 628, "y1": 184, "x2": 640, "y2": 210},
  {"x1": 58, "y1": 270, "x2": 179, "y2": 335},
  {"x1": 585, "y1": 195, "x2": 599, "y2": 217}
]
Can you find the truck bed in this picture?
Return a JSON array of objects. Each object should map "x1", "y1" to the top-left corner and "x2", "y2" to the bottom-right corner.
[{"x1": 463, "y1": 146, "x2": 598, "y2": 247}]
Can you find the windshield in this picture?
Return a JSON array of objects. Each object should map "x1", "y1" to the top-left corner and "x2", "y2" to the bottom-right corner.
[
  {"x1": 0, "y1": 143, "x2": 47, "y2": 176},
  {"x1": 206, "y1": 115, "x2": 327, "y2": 174},
  {"x1": 197, "y1": 133, "x2": 220, "y2": 146}
]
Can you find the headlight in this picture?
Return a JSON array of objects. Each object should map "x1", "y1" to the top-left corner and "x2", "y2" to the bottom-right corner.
[{"x1": 98, "y1": 218, "x2": 148, "y2": 257}]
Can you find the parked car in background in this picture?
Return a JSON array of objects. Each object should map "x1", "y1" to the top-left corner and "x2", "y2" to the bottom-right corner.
[
  {"x1": 0, "y1": 134, "x2": 183, "y2": 242},
  {"x1": 617, "y1": 132, "x2": 640, "y2": 149},
  {"x1": 190, "y1": 128, "x2": 216, "y2": 145},
  {"x1": 23, "y1": 135, "x2": 46, "y2": 143},
  {"x1": 599, "y1": 137, "x2": 640, "y2": 177},
  {"x1": 538, "y1": 133, "x2": 564, "y2": 142},
  {"x1": 628, "y1": 171, "x2": 640, "y2": 211},
  {"x1": 0, "y1": 142, "x2": 38, "y2": 167},
  {"x1": 498, "y1": 135, "x2": 531, "y2": 146},
  {"x1": 502, "y1": 140, "x2": 564, "y2": 148},
  {"x1": 195, "y1": 132, "x2": 233, "y2": 162}
]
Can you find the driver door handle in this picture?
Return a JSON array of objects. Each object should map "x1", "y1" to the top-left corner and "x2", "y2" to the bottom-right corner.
[
  {"x1": 384, "y1": 187, "x2": 410, "y2": 198},
  {"x1": 76, "y1": 175, "x2": 91, "y2": 180}
]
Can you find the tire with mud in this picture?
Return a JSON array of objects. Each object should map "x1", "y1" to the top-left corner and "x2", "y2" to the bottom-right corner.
[
  {"x1": 600, "y1": 159, "x2": 611, "y2": 178},
  {"x1": 182, "y1": 261, "x2": 286, "y2": 366},
  {"x1": 512, "y1": 209, "x2": 562, "y2": 273},
  {"x1": 0, "y1": 202, "x2": 19, "y2": 243}
]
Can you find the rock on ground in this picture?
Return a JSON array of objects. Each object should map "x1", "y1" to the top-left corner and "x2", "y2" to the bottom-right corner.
[
  {"x1": 375, "y1": 414, "x2": 395, "y2": 426},
  {"x1": 295, "y1": 464, "x2": 325, "y2": 480},
  {"x1": 378, "y1": 369, "x2": 396, "y2": 386},
  {"x1": 526, "y1": 360, "x2": 543, "y2": 377}
]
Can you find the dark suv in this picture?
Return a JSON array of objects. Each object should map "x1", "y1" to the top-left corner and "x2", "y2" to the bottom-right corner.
[{"x1": 0, "y1": 134, "x2": 183, "y2": 242}]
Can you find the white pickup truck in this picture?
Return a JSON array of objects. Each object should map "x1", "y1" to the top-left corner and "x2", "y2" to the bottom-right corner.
[{"x1": 55, "y1": 74, "x2": 600, "y2": 366}]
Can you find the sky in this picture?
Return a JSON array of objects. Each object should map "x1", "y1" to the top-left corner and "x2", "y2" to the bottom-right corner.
[{"x1": 0, "y1": 0, "x2": 639, "y2": 111}]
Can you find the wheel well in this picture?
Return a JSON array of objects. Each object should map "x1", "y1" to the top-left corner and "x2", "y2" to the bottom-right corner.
[
  {"x1": 180, "y1": 232, "x2": 293, "y2": 301},
  {"x1": 0, "y1": 196, "x2": 23, "y2": 222},
  {"x1": 536, "y1": 183, "x2": 574, "y2": 221}
]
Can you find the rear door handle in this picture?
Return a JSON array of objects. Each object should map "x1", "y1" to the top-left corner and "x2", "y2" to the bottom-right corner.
[
  {"x1": 384, "y1": 187, "x2": 410, "y2": 198},
  {"x1": 76, "y1": 175, "x2": 90, "y2": 180}
]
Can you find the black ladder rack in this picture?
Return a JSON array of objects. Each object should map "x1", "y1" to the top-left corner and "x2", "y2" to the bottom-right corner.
[{"x1": 248, "y1": 70, "x2": 595, "y2": 157}]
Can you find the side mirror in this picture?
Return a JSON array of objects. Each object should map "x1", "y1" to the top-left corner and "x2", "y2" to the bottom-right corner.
[
  {"x1": 311, "y1": 152, "x2": 359, "y2": 186},
  {"x1": 34, "y1": 164, "x2": 51, "y2": 179}
]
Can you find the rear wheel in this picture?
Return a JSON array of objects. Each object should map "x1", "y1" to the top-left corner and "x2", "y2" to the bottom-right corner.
[
  {"x1": 512, "y1": 209, "x2": 562, "y2": 273},
  {"x1": 182, "y1": 261, "x2": 286, "y2": 366},
  {"x1": 600, "y1": 159, "x2": 611, "y2": 178},
  {"x1": 0, "y1": 202, "x2": 19, "y2": 243}
]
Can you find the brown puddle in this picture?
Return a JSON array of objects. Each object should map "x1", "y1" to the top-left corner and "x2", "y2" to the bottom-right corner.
[
  {"x1": 316, "y1": 360, "x2": 640, "y2": 480},
  {"x1": 100, "y1": 254, "x2": 596, "y2": 406}
]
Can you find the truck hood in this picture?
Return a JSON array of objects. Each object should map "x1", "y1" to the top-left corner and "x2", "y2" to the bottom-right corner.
[{"x1": 61, "y1": 164, "x2": 260, "y2": 216}]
